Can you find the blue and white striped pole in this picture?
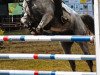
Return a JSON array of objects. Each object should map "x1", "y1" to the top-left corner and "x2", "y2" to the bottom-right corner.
[
  {"x1": 0, "y1": 54, "x2": 96, "y2": 60},
  {"x1": 0, "y1": 35, "x2": 94, "y2": 42},
  {"x1": 0, "y1": 70, "x2": 96, "y2": 75}
]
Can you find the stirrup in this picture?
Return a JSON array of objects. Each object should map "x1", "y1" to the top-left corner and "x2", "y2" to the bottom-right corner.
[{"x1": 61, "y1": 16, "x2": 68, "y2": 23}]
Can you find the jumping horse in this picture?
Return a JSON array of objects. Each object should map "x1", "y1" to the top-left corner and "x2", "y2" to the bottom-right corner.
[{"x1": 21, "y1": 0, "x2": 94, "y2": 71}]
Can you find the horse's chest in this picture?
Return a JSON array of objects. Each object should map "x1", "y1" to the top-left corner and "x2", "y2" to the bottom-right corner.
[
  {"x1": 31, "y1": 4, "x2": 44, "y2": 19},
  {"x1": 32, "y1": 3, "x2": 44, "y2": 14}
]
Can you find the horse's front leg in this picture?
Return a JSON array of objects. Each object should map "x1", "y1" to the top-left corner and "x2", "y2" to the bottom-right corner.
[
  {"x1": 36, "y1": 12, "x2": 54, "y2": 34},
  {"x1": 21, "y1": 14, "x2": 36, "y2": 34},
  {"x1": 21, "y1": 13, "x2": 29, "y2": 27}
]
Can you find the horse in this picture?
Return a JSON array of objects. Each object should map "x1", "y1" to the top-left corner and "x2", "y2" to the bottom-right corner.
[{"x1": 21, "y1": 0, "x2": 94, "y2": 72}]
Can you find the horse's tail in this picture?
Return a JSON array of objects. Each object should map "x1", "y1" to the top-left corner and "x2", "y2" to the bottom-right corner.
[{"x1": 81, "y1": 14, "x2": 94, "y2": 34}]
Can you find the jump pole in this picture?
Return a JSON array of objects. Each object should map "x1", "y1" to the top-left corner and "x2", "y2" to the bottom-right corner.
[
  {"x1": 0, "y1": 70, "x2": 96, "y2": 75},
  {"x1": 0, "y1": 35, "x2": 94, "y2": 42},
  {"x1": 94, "y1": 0, "x2": 100, "y2": 75},
  {"x1": 0, "y1": 54, "x2": 96, "y2": 60}
]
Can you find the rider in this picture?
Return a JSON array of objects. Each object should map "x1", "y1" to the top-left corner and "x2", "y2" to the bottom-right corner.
[{"x1": 53, "y1": 0, "x2": 66, "y2": 23}]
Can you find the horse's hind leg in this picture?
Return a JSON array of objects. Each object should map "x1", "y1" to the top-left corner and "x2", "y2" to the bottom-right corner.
[
  {"x1": 78, "y1": 42, "x2": 93, "y2": 72},
  {"x1": 61, "y1": 42, "x2": 76, "y2": 71}
]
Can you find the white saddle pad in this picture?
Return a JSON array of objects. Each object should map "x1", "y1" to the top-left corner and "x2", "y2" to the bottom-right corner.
[{"x1": 62, "y1": 3, "x2": 78, "y2": 15}]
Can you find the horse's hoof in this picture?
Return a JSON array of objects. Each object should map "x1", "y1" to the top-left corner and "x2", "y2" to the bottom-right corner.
[
  {"x1": 36, "y1": 28, "x2": 43, "y2": 34},
  {"x1": 31, "y1": 31, "x2": 36, "y2": 35},
  {"x1": 36, "y1": 28, "x2": 40, "y2": 33}
]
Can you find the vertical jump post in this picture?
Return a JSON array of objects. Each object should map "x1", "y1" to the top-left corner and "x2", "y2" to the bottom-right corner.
[{"x1": 94, "y1": 0, "x2": 100, "y2": 75}]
